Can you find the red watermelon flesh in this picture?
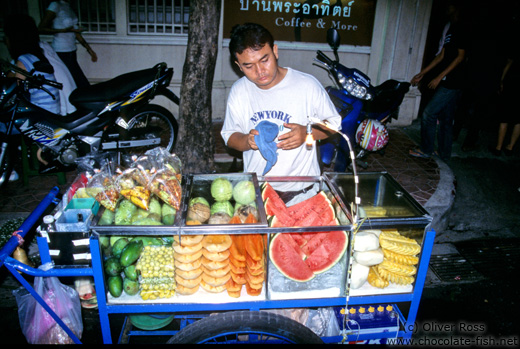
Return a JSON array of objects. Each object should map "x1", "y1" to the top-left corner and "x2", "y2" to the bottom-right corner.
[
  {"x1": 265, "y1": 197, "x2": 295, "y2": 226},
  {"x1": 300, "y1": 232, "x2": 330, "y2": 256},
  {"x1": 288, "y1": 233, "x2": 308, "y2": 248},
  {"x1": 304, "y1": 230, "x2": 348, "y2": 274},
  {"x1": 262, "y1": 183, "x2": 286, "y2": 211},
  {"x1": 287, "y1": 191, "x2": 330, "y2": 216},
  {"x1": 280, "y1": 233, "x2": 307, "y2": 260},
  {"x1": 270, "y1": 233, "x2": 315, "y2": 282},
  {"x1": 292, "y1": 202, "x2": 335, "y2": 227}
]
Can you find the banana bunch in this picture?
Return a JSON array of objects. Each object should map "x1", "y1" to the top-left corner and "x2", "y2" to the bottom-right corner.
[{"x1": 136, "y1": 245, "x2": 176, "y2": 300}]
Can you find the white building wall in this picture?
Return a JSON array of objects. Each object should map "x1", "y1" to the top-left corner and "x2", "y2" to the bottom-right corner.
[{"x1": 1, "y1": 0, "x2": 433, "y2": 126}]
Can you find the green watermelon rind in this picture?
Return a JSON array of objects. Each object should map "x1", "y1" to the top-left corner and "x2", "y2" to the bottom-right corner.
[
  {"x1": 269, "y1": 233, "x2": 315, "y2": 282},
  {"x1": 304, "y1": 230, "x2": 349, "y2": 274}
]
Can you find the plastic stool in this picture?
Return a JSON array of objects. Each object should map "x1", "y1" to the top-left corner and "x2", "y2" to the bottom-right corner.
[{"x1": 21, "y1": 138, "x2": 67, "y2": 186}]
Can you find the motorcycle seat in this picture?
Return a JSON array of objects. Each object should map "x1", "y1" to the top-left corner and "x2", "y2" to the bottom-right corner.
[
  {"x1": 69, "y1": 67, "x2": 159, "y2": 110},
  {"x1": 365, "y1": 80, "x2": 410, "y2": 113}
]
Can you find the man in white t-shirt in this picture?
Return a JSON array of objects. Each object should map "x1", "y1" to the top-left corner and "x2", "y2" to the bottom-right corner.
[{"x1": 221, "y1": 23, "x2": 341, "y2": 204}]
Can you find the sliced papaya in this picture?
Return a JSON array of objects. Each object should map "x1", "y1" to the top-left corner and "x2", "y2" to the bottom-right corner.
[
  {"x1": 229, "y1": 254, "x2": 246, "y2": 268},
  {"x1": 230, "y1": 270, "x2": 247, "y2": 285},
  {"x1": 229, "y1": 235, "x2": 246, "y2": 262},
  {"x1": 229, "y1": 215, "x2": 242, "y2": 224},
  {"x1": 244, "y1": 213, "x2": 258, "y2": 224},
  {"x1": 244, "y1": 234, "x2": 264, "y2": 261},
  {"x1": 245, "y1": 253, "x2": 263, "y2": 270},
  {"x1": 245, "y1": 282, "x2": 262, "y2": 296}
]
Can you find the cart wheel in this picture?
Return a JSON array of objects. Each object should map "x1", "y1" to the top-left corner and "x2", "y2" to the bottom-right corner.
[{"x1": 166, "y1": 311, "x2": 323, "y2": 344}]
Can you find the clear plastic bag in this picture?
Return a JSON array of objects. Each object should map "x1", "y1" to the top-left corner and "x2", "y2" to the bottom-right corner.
[
  {"x1": 86, "y1": 171, "x2": 121, "y2": 212},
  {"x1": 146, "y1": 149, "x2": 183, "y2": 210},
  {"x1": 12, "y1": 263, "x2": 83, "y2": 344}
]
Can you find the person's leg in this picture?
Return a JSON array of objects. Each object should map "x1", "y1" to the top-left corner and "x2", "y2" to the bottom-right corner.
[
  {"x1": 437, "y1": 88, "x2": 461, "y2": 160},
  {"x1": 419, "y1": 88, "x2": 448, "y2": 155},
  {"x1": 505, "y1": 123, "x2": 520, "y2": 151},
  {"x1": 496, "y1": 123, "x2": 508, "y2": 150},
  {"x1": 57, "y1": 51, "x2": 90, "y2": 88}
]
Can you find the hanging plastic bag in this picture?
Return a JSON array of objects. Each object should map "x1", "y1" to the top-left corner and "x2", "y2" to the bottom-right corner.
[
  {"x1": 146, "y1": 148, "x2": 183, "y2": 210},
  {"x1": 12, "y1": 263, "x2": 83, "y2": 344}
]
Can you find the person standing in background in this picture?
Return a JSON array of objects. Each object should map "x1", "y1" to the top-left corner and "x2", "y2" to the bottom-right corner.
[
  {"x1": 409, "y1": 1, "x2": 467, "y2": 161},
  {"x1": 38, "y1": 0, "x2": 97, "y2": 88}
]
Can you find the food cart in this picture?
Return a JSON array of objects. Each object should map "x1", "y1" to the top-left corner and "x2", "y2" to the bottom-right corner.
[{"x1": 0, "y1": 160, "x2": 434, "y2": 344}]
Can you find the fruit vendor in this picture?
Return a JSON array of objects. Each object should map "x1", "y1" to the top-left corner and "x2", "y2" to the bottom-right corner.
[{"x1": 221, "y1": 23, "x2": 341, "y2": 204}]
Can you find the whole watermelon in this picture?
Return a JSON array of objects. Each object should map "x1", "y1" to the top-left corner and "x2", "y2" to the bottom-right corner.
[{"x1": 211, "y1": 178, "x2": 233, "y2": 202}]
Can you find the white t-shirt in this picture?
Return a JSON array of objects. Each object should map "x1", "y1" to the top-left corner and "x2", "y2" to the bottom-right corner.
[
  {"x1": 48, "y1": 1, "x2": 79, "y2": 52},
  {"x1": 221, "y1": 68, "x2": 341, "y2": 192}
]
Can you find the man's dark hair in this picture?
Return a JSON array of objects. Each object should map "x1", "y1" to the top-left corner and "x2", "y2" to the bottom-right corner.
[{"x1": 229, "y1": 23, "x2": 274, "y2": 61}]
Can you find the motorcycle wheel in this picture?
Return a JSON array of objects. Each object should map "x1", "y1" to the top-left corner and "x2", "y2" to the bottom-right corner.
[{"x1": 124, "y1": 104, "x2": 178, "y2": 154}]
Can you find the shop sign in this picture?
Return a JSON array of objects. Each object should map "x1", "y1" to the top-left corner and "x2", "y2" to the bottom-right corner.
[{"x1": 223, "y1": 0, "x2": 376, "y2": 46}]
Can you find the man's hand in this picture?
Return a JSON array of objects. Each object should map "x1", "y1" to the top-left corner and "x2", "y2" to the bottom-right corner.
[
  {"x1": 277, "y1": 123, "x2": 306, "y2": 150},
  {"x1": 247, "y1": 129, "x2": 259, "y2": 150}
]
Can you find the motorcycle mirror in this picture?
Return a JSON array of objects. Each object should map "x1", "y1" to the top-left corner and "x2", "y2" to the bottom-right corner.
[
  {"x1": 327, "y1": 28, "x2": 340, "y2": 50},
  {"x1": 326, "y1": 28, "x2": 340, "y2": 62}
]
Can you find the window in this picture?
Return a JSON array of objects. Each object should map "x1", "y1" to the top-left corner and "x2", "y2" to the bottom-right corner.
[
  {"x1": 39, "y1": 0, "x2": 116, "y2": 33},
  {"x1": 128, "y1": 0, "x2": 190, "y2": 35}
]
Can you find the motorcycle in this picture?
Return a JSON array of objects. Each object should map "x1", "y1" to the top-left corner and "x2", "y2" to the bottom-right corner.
[
  {"x1": 0, "y1": 60, "x2": 179, "y2": 187},
  {"x1": 314, "y1": 28, "x2": 410, "y2": 172}
]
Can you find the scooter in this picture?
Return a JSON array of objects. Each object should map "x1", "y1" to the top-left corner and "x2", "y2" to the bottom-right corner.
[
  {"x1": 314, "y1": 28, "x2": 410, "y2": 172},
  {"x1": 0, "y1": 60, "x2": 179, "y2": 187}
]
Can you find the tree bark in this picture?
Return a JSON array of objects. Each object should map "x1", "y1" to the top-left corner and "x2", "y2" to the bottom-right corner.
[{"x1": 175, "y1": 0, "x2": 221, "y2": 174}]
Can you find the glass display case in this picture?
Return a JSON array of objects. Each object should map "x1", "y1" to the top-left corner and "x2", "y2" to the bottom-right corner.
[{"x1": 325, "y1": 172, "x2": 433, "y2": 297}]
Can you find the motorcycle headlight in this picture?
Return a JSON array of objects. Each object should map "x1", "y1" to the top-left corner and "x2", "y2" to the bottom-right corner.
[{"x1": 342, "y1": 77, "x2": 370, "y2": 100}]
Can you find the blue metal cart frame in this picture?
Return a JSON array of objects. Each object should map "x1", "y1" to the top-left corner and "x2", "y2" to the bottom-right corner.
[{"x1": 0, "y1": 186, "x2": 435, "y2": 344}]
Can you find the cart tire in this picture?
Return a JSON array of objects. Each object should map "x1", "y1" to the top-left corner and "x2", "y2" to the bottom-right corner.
[{"x1": 166, "y1": 311, "x2": 323, "y2": 344}]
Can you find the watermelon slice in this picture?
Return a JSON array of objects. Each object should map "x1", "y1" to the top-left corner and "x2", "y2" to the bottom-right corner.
[
  {"x1": 261, "y1": 183, "x2": 286, "y2": 211},
  {"x1": 300, "y1": 232, "x2": 329, "y2": 256},
  {"x1": 269, "y1": 233, "x2": 315, "y2": 282},
  {"x1": 304, "y1": 230, "x2": 349, "y2": 274},
  {"x1": 265, "y1": 197, "x2": 295, "y2": 226},
  {"x1": 281, "y1": 233, "x2": 307, "y2": 260},
  {"x1": 287, "y1": 191, "x2": 331, "y2": 216},
  {"x1": 289, "y1": 233, "x2": 308, "y2": 247}
]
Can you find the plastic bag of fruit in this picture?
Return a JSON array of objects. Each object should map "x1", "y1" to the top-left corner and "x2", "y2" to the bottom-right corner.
[
  {"x1": 146, "y1": 149, "x2": 183, "y2": 210},
  {"x1": 86, "y1": 171, "x2": 121, "y2": 212},
  {"x1": 115, "y1": 167, "x2": 151, "y2": 210}
]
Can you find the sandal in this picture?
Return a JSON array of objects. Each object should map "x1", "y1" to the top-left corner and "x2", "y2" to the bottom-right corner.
[{"x1": 409, "y1": 148, "x2": 431, "y2": 158}]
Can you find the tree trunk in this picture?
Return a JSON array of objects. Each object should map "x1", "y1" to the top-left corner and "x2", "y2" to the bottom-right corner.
[{"x1": 175, "y1": 0, "x2": 221, "y2": 174}]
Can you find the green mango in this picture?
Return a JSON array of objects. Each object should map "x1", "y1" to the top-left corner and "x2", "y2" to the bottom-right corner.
[
  {"x1": 99, "y1": 209, "x2": 115, "y2": 225},
  {"x1": 104, "y1": 257, "x2": 122, "y2": 276},
  {"x1": 131, "y1": 236, "x2": 164, "y2": 247},
  {"x1": 147, "y1": 213, "x2": 161, "y2": 222},
  {"x1": 130, "y1": 208, "x2": 150, "y2": 223},
  {"x1": 124, "y1": 264, "x2": 139, "y2": 281},
  {"x1": 132, "y1": 218, "x2": 164, "y2": 226},
  {"x1": 123, "y1": 278, "x2": 139, "y2": 296},
  {"x1": 110, "y1": 235, "x2": 124, "y2": 246},
  {"x1": 149, "y1": 197, "x2": 162, "y2": 217},
  {"x1": 120, "y1": 240, "x2": 144, "y2": 267},
  {"x1": 108, "y1": 275, "x2": 123, "y2": 297},
  {"x1": 115, "y1": 199, "x2": 138, "y2": 225},
  {"x1": 161, "y1": 204, "x2": 176, "y2": 225},
  {"x1": 99, "y1": 236, "x2": 110, "y2": 249},
  {"x1": 112, "y1": 237, "x2": 130, "y2": 257}
]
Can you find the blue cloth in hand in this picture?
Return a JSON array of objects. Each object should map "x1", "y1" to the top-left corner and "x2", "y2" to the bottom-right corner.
[{"x1": 254, "y1": 121, "x2": 279, "y2": 175}]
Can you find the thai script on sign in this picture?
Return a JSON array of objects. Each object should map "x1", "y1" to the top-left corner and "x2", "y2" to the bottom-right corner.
[{"x1": 239, "y1": 0, "x2": 355, "y2": 18}]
